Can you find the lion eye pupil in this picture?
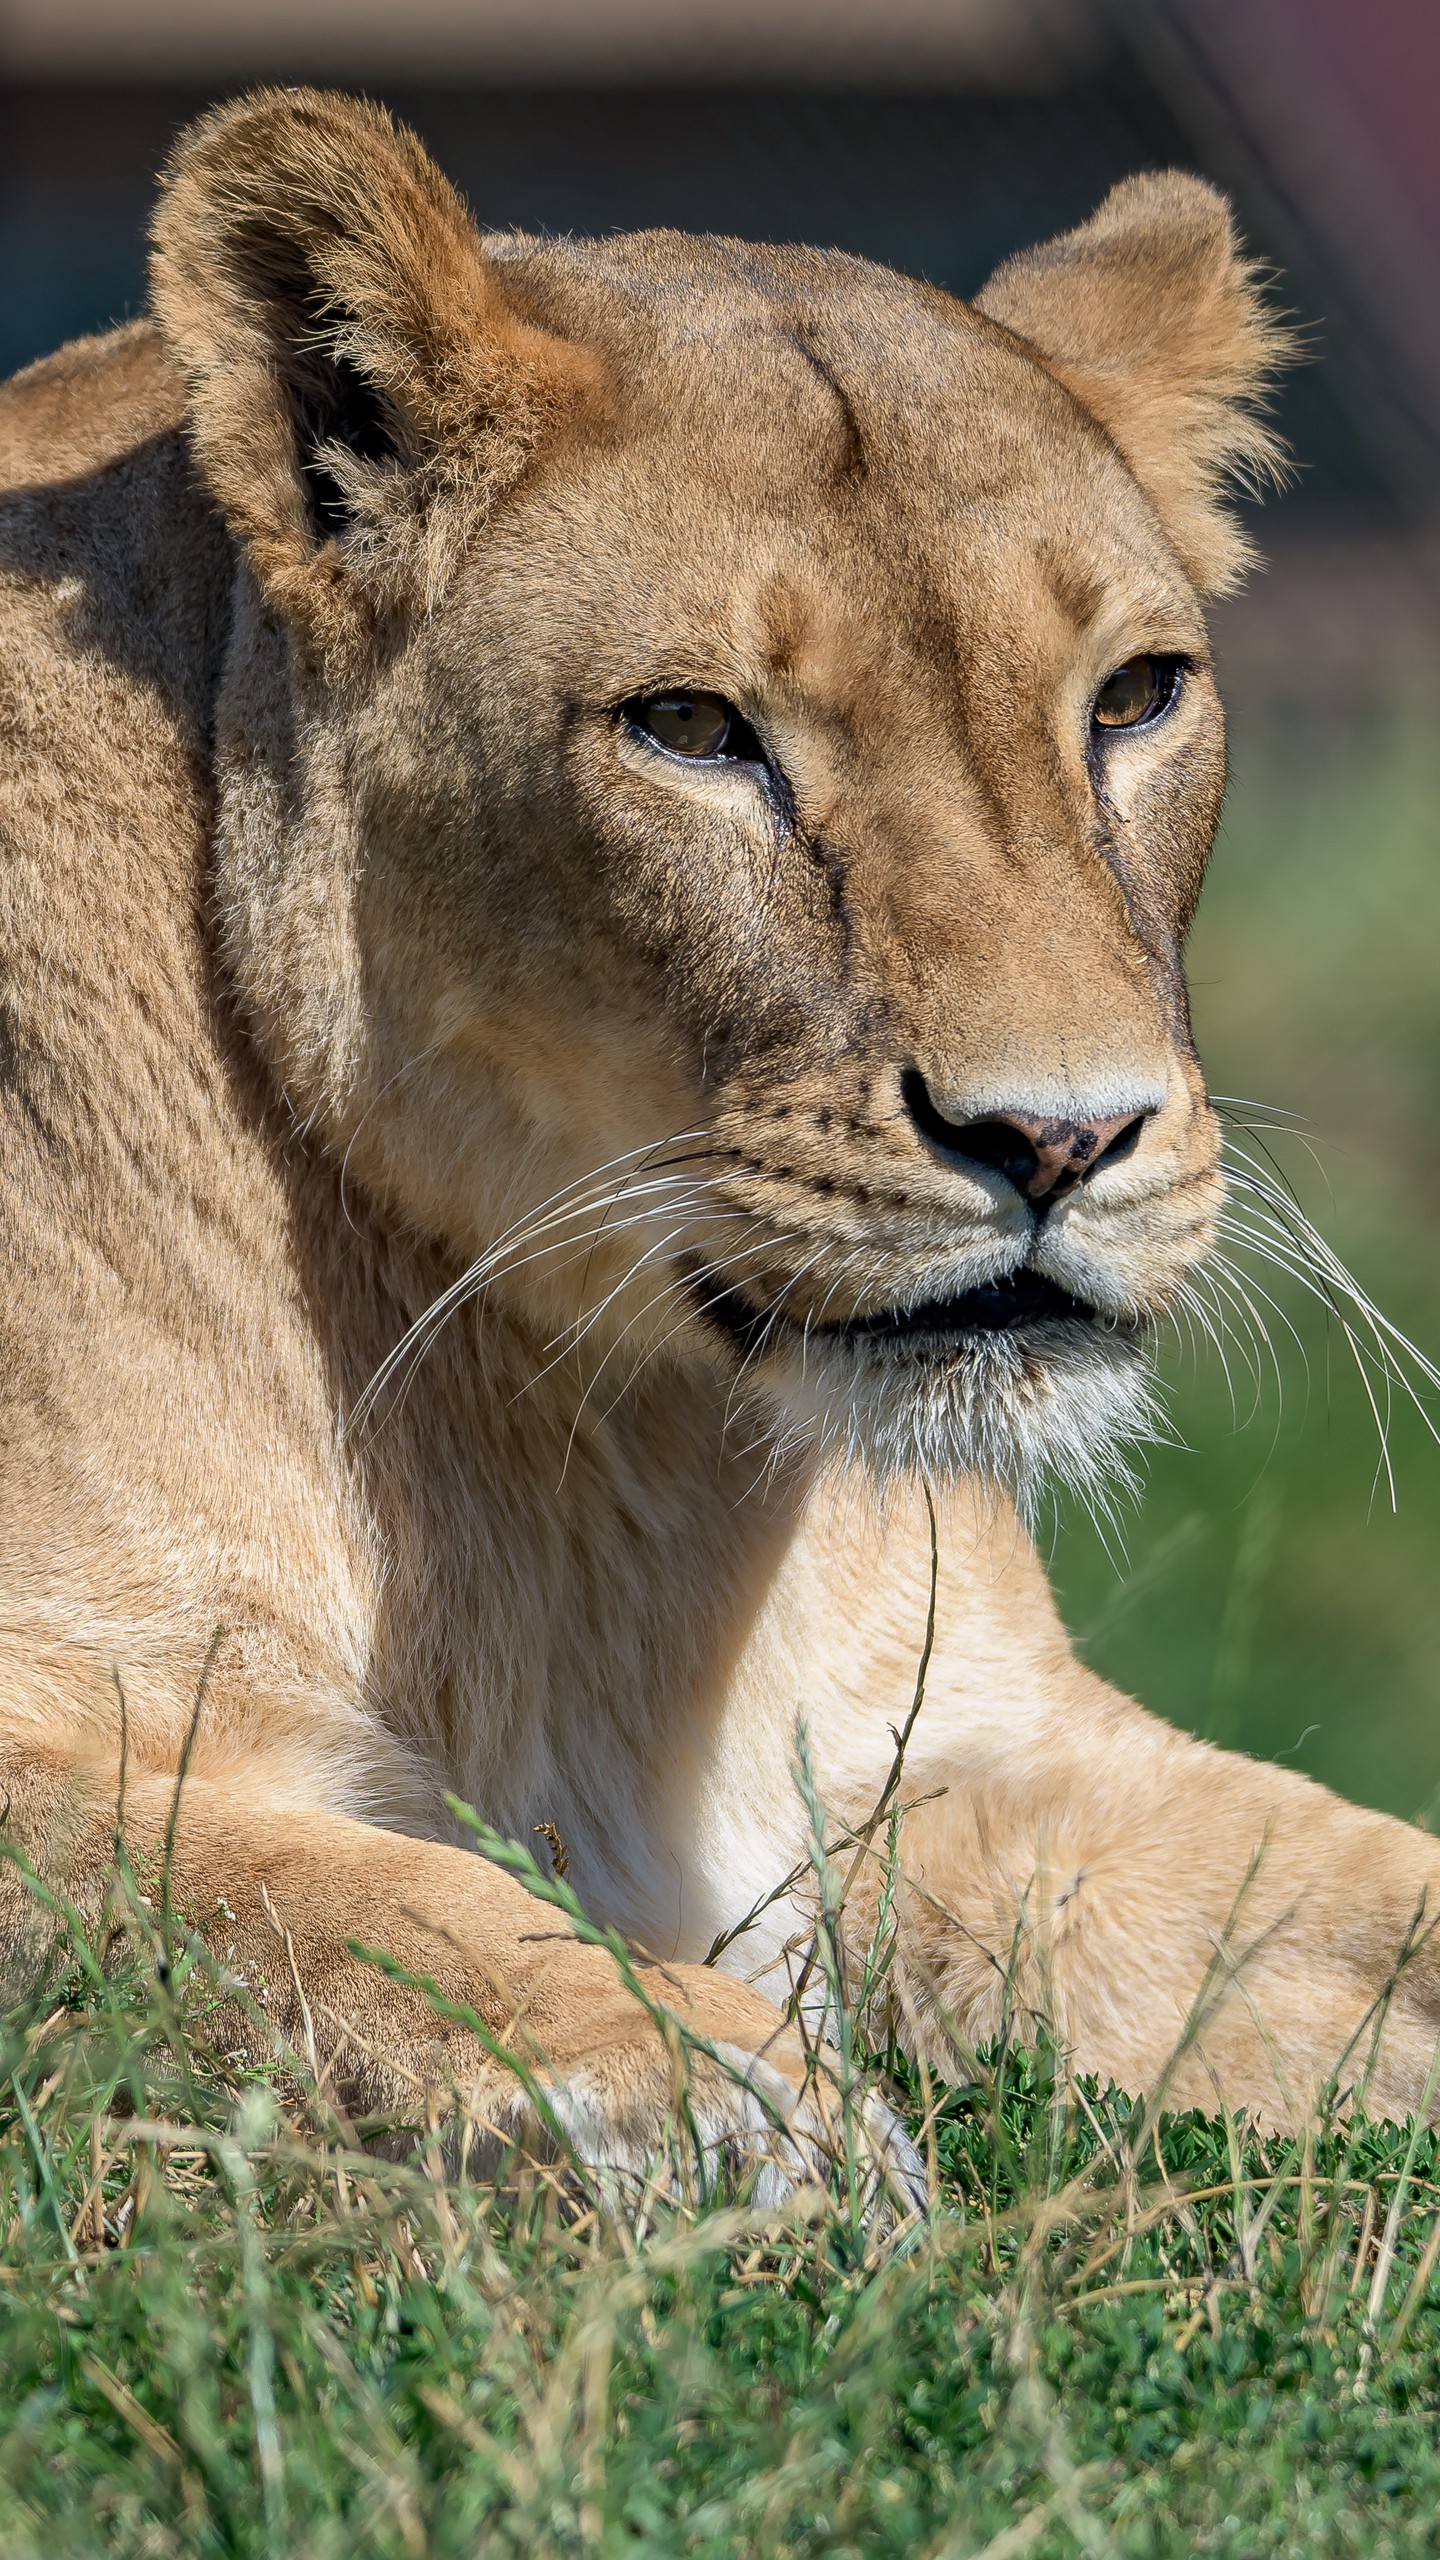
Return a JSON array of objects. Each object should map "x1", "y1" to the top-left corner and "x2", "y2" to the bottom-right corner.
[
  {"x1": 636, "y1": 692, "x2": 736, "y2": 759},
  {"x1": 1092, "y1": 655, "x2": 1174, "y2": 731}
]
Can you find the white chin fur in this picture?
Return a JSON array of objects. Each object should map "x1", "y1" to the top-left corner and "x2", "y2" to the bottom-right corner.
[{"x1": 759, "y1": 1319, "x2": 1160, "y2": 1522}]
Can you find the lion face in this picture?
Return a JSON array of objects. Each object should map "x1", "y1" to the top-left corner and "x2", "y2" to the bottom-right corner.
[{"x1": 153, "y1": 97, "x2": 1288, "y2": 1503}]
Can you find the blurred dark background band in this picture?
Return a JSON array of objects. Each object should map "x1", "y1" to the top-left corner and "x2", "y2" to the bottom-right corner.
[{"x1": 3, "y1": 0, "x2": 1438, "y2": 527}]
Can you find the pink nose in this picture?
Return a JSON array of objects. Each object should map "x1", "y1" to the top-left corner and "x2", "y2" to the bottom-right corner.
[
  {"x1": 902, "y1": 1074, "x2": 1151, "y2": 1205},
  {"x1": 975, "y1": 1110, "x2": 1144, "y2": 1202}
]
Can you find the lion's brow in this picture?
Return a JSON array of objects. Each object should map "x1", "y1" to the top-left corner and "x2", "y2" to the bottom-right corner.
[
  {"x1": 1038, "y1": 545, "x2": 1107, "y2": 632},
  {"x1": 784, "y1": 329, "x2": 866, "y2": 483}
]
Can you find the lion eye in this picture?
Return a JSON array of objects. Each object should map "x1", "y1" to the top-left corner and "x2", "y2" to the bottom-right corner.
[
  {"x1": 630, "y1": 690, "x2": 747, "y2": 760},
  {"x1": 1091, "y1": 655, "x2": 1181, "y2": 732}
]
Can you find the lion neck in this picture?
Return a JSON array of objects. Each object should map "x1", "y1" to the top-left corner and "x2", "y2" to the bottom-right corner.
[{"x1": 308, "y1": 1177, "x2": 818, "y2": 1770}]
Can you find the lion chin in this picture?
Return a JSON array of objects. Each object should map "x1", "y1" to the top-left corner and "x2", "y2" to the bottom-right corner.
[{"x1": 760, "y1": 1314, "x2": 1158, "y2": 1521}]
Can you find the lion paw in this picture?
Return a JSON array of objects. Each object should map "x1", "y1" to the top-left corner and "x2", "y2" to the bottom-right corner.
[{"x1": 486, "y1": 2031, "x2": 926, "y2": 2216}]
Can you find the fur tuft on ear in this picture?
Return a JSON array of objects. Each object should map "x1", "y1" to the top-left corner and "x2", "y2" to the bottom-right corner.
[
  {"x1": 150, "y1": 89, "x2": 606, "y2": 649},
  {"x1": 976, "y1": 172, "x2": 1295, "y2": 595}
]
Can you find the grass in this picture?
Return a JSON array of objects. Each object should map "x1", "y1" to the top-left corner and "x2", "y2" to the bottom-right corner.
[
  {"x1": 8, "y1": 702, "x2": 1440, "y2": 2551},
  {"x1": 8, "y1": 1847, "x2": 1440, "y2": 2560}
]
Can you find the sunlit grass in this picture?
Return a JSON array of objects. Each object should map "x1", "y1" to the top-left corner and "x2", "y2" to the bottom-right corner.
[{"x1": 7, "y1": 1849, "x2": 1440, "y2": 2557}]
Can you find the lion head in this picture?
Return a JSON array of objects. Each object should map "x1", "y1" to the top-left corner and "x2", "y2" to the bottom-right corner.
[{"x1": 149, "y1": 92, "x2": 1289, "y2": 1510}]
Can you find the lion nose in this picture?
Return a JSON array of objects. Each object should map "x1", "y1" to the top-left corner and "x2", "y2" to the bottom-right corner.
[
  {"x1": 901, "y1": 1071, "x2": 1152, "y2": 1206},
  {"x1": 957, "y1": 1110, "x2": 1147, "y2": 1203}
]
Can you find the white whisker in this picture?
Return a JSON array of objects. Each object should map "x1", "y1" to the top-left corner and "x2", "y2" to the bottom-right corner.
[
  {"x1": 557, "y1": 1229, "x2": 804, "y2": 1480},
  {"x1": 349, "y1": 1148, "x2": 726, "y2": 1433},
  {"x1": 1211, "y1": 1117, "x2": 1440, "y2": 1512}
]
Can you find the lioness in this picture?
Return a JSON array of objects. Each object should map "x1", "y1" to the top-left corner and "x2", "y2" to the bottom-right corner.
[{"x1": 4, "y1": 88, "x2": 1439, "y2": 2183}]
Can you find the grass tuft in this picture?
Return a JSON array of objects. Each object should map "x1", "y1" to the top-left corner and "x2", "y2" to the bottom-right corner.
[{"x1": 6, "y1": 1859, "x2": 1440, "y2": 2556}]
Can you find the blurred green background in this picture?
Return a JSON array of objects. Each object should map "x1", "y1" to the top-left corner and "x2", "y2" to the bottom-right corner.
[
  {"x1": 4, "y1": 1, "x2": 1440, "y2": 1823},
  {"x1": 1053, "y1": 667, "x2": 1440, "y2": 1824}
]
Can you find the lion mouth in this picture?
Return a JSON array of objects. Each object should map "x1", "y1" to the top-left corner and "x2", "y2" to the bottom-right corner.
[
  {"x1": 686, "y1": 1253, "x2": 1153, "y2": 1510},
  {"x1": 690, "y1": 1261, "x2": 1102, "y2": 1354},
  {"x1": 837, "y1": 1268, "x2": 1097, "y2": 1341}
]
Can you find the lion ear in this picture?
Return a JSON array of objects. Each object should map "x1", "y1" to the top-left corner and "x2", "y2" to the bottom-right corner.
[
  {"x1": 975, "y1": 172, "x2": 1294, "y2": 594},
  {"x1": 150, "y1": 88, "x2": 605, "y2": 646}
]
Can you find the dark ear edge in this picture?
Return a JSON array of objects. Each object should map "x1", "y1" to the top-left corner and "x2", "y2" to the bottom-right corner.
[
  {"x1": 149, "y1": 89, "x2": 606, "y2": 645},
  {"x1": 977, "y1": 172, "x2": 1297, "y2": 594}
]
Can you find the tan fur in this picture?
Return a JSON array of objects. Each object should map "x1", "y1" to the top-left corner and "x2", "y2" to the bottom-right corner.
[{"x1": 3, "y1": 93, "x2": 1437, "y2": 2180}]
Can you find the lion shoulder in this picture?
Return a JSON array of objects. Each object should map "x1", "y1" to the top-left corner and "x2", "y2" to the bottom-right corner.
[{"x1": 0, "y1": 321, "x2": 184, "y2": 496}]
